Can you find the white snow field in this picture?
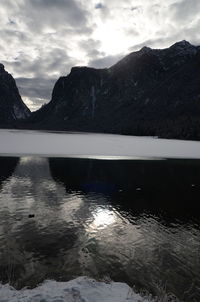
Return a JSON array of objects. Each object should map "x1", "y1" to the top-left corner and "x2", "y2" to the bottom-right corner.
[
  {"x1": 0, "y1": 277, "x2": 151, "y2": 302},
  {"x1": 0, "y1": 129, "x2": 200, "y2": 159}
]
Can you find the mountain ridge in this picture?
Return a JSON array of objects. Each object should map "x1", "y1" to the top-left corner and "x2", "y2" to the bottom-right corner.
[
  {"x1": 2, "y1": 40, "x2": 200, "y2": 140},
  {"x1": 0, "y1": 64, "x2": 30, "y2": 127}
]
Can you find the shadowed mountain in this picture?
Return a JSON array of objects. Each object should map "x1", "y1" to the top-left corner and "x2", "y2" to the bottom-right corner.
[
  {"x1": 0, "y1": 64, "x2": 30, "y2": 127},
  {"x1": 27, "y1": 40, "x2": 200, "y2": 140}
]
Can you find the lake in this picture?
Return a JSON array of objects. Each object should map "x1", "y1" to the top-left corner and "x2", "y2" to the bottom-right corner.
[
  {"x1": 0, "y1": 130, "x2": 200, "y2": 302},
  {"x1": 0, "y1": 153, "x2": 200, "y2": 301}
]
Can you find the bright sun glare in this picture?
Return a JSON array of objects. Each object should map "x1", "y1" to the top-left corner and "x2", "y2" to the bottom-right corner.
[
  {"x1": 92, "y1": 207, "x2": 116, "y2": 229},
  {"x1": 94, "y1": 22, "x2": 132, "y2": 55}
]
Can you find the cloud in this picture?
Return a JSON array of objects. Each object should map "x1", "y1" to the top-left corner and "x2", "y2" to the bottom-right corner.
[
  {"x1": 95, "y1": 3, "x2": 105, "y2": 9},
  {"x1": 3, "y1": 47, "x2": 76, "y2": 79},
  {"x1": 0, "y1": 0, "x2": 200, "y2": 111},
  {"x1": 16, "y1": 77, "x2": 58, "y2": 111},
  {"x1": 130, "y1": 6, "x2": 140, "y2": 12},
  {"x1": 0, "y1": 0, "x2": 96, "y2": 111},
  {"x1": 16, "y1": 77, "x2": 56, "y2": 100},
  {"x1": 20, "y1": 0, "x2": 90, "y2": 32},
  {"x1": 78, "y1": 38, "x2": 104, "y2": 60},
  {"x1": 129, "y1": 37, "x2": 180, "y2": 52},
  {"x1": 94, "y1": 2, "x2": 110, "y2": 19},
  {"x1": 170, "y1": 0, "x2": 200, "y2": 25},
  {"x1": 6, "y1": 47, "x2": 77, "y2": 110}
]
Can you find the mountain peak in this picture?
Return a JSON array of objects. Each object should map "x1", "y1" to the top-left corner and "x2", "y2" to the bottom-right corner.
[
  {"x1": 169, "y1": 40, "x2": 197, "y2": 57},
  {"x1": 170, "y1": 40, "x2": 193, "y2": 49},
  {"x1": 139, "y1": 46, "x2": 152, "y2": 54}
]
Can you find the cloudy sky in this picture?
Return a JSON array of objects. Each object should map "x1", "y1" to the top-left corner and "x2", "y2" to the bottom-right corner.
[{"x1": 0, "y1": 0, "x2": 200, "y2": 111}]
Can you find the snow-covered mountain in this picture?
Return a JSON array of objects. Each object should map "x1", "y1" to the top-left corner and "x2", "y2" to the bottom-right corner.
[{"x1": 0, "y1": 64, "x2": 30, "y2": 127}]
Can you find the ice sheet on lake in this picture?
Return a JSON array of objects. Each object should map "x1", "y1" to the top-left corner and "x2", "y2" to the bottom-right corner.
[
  {"x1": 0, "y1": 276, "x2": 150, "y2": 302},
  {"x1": 0, "y1": 129, "x2": 200, "y2": 159}
]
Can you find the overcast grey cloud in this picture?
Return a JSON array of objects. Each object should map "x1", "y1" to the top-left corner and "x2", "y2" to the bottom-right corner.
[
  {"x1": 95, "y1": 3, "x2": 105, "y2": 9},
  {"x1": 170, "y1": 0, "x2": 200, "y2": 25},
  {"x1": 19, "y1": 0, "x2": 90, "y2": 31},
  {"x1": 0, "y1": 0, "x2": 200, "y2": 111},
  {"x1": 16, "y1": 77, "x2": 57, "y2": 111},
  {"x1": 94, "y1": 2, "x2": 110, "y2": 18}
]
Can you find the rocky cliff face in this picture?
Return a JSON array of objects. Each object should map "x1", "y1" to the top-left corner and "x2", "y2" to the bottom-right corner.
[
  {"x1": 26, "y1": 41, "x2": 200, "y2": 139},
  {"x1": 0, "y1": 64, "x2": 30, "y2": 127}
]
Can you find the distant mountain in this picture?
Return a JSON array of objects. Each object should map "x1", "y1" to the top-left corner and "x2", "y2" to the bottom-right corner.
[
  {"x1": 0, "y1": 64, "x2": 30, "y2": 127},
  {"x1": 17, "y1": 41, "x2": 200, "y2": 139}
]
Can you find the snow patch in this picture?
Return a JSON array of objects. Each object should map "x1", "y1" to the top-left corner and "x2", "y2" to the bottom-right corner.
[
  {"x1": 0, "y1": 277, "x2": 150, "y2": 302},
  {"x1": 0, "y1": 129, "x2": 200, "y2": 159}
]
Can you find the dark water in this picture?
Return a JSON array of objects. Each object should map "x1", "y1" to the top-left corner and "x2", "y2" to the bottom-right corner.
[{"x1": 0, "y1": 156, "x2": 200, "y2": 301}]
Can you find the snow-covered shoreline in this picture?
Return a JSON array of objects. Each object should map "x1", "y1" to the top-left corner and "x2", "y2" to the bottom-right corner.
[
  {"x1": 0, "y1": 277, "x2": 151, "y2": 302},
  {"x1": 0, "y1": 129, "x2": 200, "y2": 159}
]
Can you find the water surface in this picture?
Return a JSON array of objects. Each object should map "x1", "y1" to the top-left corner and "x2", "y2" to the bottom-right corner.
[{"x1": 0, "y1": 156, "x2": 200, "y2": 302}]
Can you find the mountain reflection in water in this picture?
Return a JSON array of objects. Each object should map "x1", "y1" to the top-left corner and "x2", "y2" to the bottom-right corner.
[
  {"x1": 49, "y1": 157, "x2": 200, "y2": 217},
  {"x1": 0, "y1": 157, "x2": 19, "y2": 188},
  {"x1": 0, "y1": 156, "x2": 199, "y2": 302}
]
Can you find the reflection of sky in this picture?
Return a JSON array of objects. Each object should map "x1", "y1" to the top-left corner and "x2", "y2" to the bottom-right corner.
[
  {"x1": 60, "y1": 194, "x2": 84, "y2": 223},
  {"x1": 0, "y1": 157, "x2": 66, "y2": 221}
]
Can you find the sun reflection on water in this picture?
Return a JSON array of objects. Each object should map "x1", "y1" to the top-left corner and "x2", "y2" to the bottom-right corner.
[{"x1": 90, "y1": 207, "x2": 116, "y2": 230}]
